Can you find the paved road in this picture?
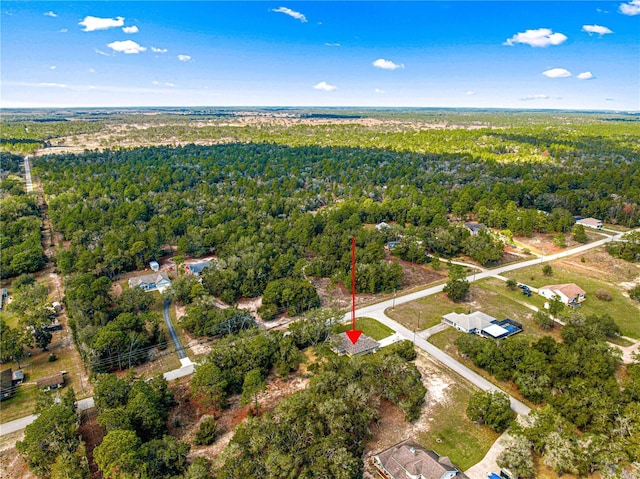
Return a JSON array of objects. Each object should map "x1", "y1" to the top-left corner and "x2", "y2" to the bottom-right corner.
[
  {"x1": 164, "y1": 299, "x2": 186, "y2": 360},
  {"x1": 24, "y1": 156, "x2": 33, "y2": 193}
]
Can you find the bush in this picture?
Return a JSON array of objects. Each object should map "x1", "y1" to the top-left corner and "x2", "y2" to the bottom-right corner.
[
  {"x1": 257, "y1": 303, "x2": 278, "y2": 321},
  {"x1": 48, "y1": 353, "x2": 57, "y2": 362},
  {"x1": 595, "y1": 289, "x2": 612, "y2": 301},
  {"x1": 629, "y1": 285, "x2": 640, "y2": 302},
  {"x1": 194, "y1": 417, "x2": 218, "y2": 446},
  {"x1": 466, "y1": 390, "x2": 515, "y2": 432},
  {"x1": 534, "y1": 310, "x2": 554, "y2": 330},
  {"x1": 542, "y1": 264, "x2": 553, "y2": 276},
  {"x1": 506, "y1": 278, "x2": 518, "y2": 291}
]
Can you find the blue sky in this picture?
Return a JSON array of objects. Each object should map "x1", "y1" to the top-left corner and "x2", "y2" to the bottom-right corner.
[{"x1": 1, "y1": 1, "x2": 638, "y2": 110}]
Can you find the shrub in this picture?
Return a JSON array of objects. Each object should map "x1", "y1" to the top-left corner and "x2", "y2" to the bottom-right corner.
[
  {"x1": 542, "y1": 264, "x2": 553, "y2": 276},
  {"x1": 48, "y1": 353, "x2": 57, "y2": 362},
  {"x1": 506, "y1": 278, "x2": 518, "y2": 291},
  {"x1": 629, "y1": 285, "x2": 640, "y2": 302},
  {"x1": 194, "y1": 417, "x2": 218, "y2": 446},
  {"x1": 595, "y1": 289, "x2": 612, "y2": 301}
]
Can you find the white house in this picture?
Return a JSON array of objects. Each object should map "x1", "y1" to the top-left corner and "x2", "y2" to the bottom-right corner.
[
  {"x1": 539, "y1": 283, "x2": 586, "y2": 306},
  {"x1": 575, "y1": 217, "x2": 603, "y2": 230},
  {"x1": 128, "y1": 272, "x2": 171, "y2": 292}
]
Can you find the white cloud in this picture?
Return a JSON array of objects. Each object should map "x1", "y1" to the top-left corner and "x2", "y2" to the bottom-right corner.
[
  {"x1": 152, "y1": 80, "x2": 161, "y2": 85},
  {"x1": 60, "y1": 28, "x2": 68, "y2": 33},
  {"x1": 122, "y1": 25, "x2": 139, "y2": 34},
  {"x1": 582, "y1": 24, "x2": 613, "y2": 35},
  {"x1": 107, "y1": 40, "x2": 146, "y2": 54},
  {"x1": 313, "y1": 81, "x2": 337, "y2": 91},
  {"x1": 165, "y1": 82, "x2": 176, "y2": 87},
  {"x1": 619, "y1": 0, "x2": 640, "y2": 15},
  {"x1": 375, "y1": 88, "x2": 384, "y2": 94},
  {"x1": 49, "y1": 65, "x2": 56, "y2": 70},
  {"x1": 324, "y1": 42, "x2": 341, "y2": 47},
  {"x1": 466, "y1": 90, "x2": 476, "y2": 95},
  {"x1": 373, "y1": 58, "x2": 404, "y2": 70},
  {"x1": 520, "y1": 94, "x2": 550, "y2": 101},
  {"x1": 88, "y1": 68, "x2": 96, "y2": 73},
  {"x1": 79, "y1": 15, "x2": 125, "y2": 32},
  {"x1": 503, "y1": 28, "x2": 567, "y2": 47},
  {"x1": 151, "y1": 47, "x2": 167, "y2": 53},
  {"x1": 542, "y1": 68, "x2": 571, "y2": 78},
  {"x1": 38, "y1": 82, "x2": 68, "y2": 88},
  {"x1": 577, "y1": 71, "x2": 594, "y2": 80},
  {"x1": 272, "y1": 6, "x2": 307, "y2": 22},
  {"x1": 177, "y1": 54, "x2": 191, "y2": 62},
  {"x1": 44, "y1": 11, "x2": 57, "y2": 17}
]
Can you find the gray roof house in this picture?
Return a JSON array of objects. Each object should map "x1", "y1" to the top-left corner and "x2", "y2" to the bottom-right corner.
[
  {"x1": 332, "y1": 332, "x2": 380, "y2": 356},
  {"x1": 464, "y1": 222, "x2": 487, "y2": 236},
  {"x1": 128, "y1": 272, "x2": 171, "y2": 292},
  {"x1": 372, "y1": 440, "x2": 468, "y2": 479},
  {"x1": 185, "y1": 261, "x2": 212, "y2": 276}
]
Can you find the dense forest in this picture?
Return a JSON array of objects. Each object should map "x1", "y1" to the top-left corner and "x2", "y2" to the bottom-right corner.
[{"x1": 457, "y1": 314, "x2": 640, "y2": 475}]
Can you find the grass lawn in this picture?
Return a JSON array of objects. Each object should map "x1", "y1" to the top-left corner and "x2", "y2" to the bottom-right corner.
[
  {"x1": 386, "y1": 292, "x2": 466, "y2": 332},
  {"x1": 389, "y1": 280, "x2": 559, "y2": 341},
  {"x1": 416, "y1": 357, "x2": 501, "y2": 470},
  {"x1": 334, "y1": 317, "x2": 394, "y2": 341},
  {"x1": 503, "y1": 255, "x2": 640, "y2": 339},
  {"x1": 428, "y1": 328, "x2": 536, "y2": 410},
  {"x1": 0, "y1": 329, "x2": 90, "y2": 423}
]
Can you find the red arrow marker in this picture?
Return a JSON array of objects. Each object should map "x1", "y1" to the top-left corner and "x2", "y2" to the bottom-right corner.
[{"x1": 347, "y1": 236, "x2": 362, "y2": 345}]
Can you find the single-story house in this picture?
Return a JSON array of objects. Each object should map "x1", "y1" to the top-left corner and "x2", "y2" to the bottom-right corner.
[
  {"x1": 37, "y1": 373, "x2": 65, "y2": 391},
  {"x1": 443, "y1": 311, "x2": 496, "y2": 334},
  {"x1": 12, "y1": 370, "x2": 24, "y2": 385},
  {"x1": 464, "y1": 222, "x2": 487, "y2": 236},
  {"x1": 128, "y1": 272, "x2": 171, "y2": 292},
  {"x1": 332, "y1": 332, "x2": 380, "y2": 356},
  {"x1": 185, "y1": 261, "x2": 212, "y2": 276},
  {"x1": 575, "y1": 217, "x2": 602, "y2": 230},
  {"x1": 442, "y1": 312, "x2": 522, "y2": 339},
  {"x1": 539, "y1": 283, "x2": 586, "y2": 306},
  {"x1": 149, "y1": 261, "x2": 160, "y2": 271},
  {"x1": 372, "y1": 439, "x2": 468, "y2": 479},
  {"x1": 376, "y1": 221, "x2": 390, "y2": 231},
  {"x1": 1, "y1": 369, "x2": 14, "y2": 400}
]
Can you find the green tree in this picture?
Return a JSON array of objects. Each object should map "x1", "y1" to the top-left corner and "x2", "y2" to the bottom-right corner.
[
  {"x1": 0, "y1": 318, "x2": 26, "y2": 367},
  {"x1": 553, "y1": 232, "x2": 566, "y2": 248},
  {"x1": 629, "y1": 284, "x2": 640, "y2": 302},
  {"x1": 548, "y1": 296, "x2": 564, "y2": 317},
  {"x1": 241, "y1": 368, "x2": 266, "y2": 413},
  {"x1": 542, "y1": 264, "x2": 553, "y2": 276},
  {"x1": 17, "y1": 391, "x2": 80, "y2": 478},
  {"x1": 506, "y1": 278, "x2": 518, "y2": 291},
  {"x1": 497, "y1": 436, "x2": 535, "y2": 479},
  {"x1": 194, "y1": 417, "x2": 218, "y2": 446},
  {"x1": 50, "y1": 445, "x2": 90, "y2": 479},
  {"x1": 534, "y1": 310, "x2": 554, "y2": 330},
  {"x1": 93, "y1": 429, "x2": 141, "y2": 478},
  {"x1": 466, "y1": 390, "x2": 515, "y2": 432},
  {"x1": 191, "y1": 362, "x2": 228, "y2": 409},
  {"x1": 572, "y1": 224, "x2": 588, "y2": 243}
]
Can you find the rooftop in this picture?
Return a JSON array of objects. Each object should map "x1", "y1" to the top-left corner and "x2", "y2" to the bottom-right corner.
[
  {"x1": 128, "y1": 271, "x2": 170, "y2": 287},
  {"x1": 332, "y1": 332, "x2": 380, "y2": 356},
  {"x1": 541, "y1": 283, "x2": 586, "y2": 298},
  {"x1": 373, "y1": 439, "x2": 468, "y2": 479},
  {"x1": 36, "y1": 373, "x2": 65, "y2": 389}
]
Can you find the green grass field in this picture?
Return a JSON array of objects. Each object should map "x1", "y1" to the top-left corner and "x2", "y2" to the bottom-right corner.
[
  {"x1": 504, "y1": 262, "x2": 640, "y2": 339},
  {"x1": 334, "y1": 317, "x2": 394, "y2": 341},
  {"x1": 416, "y1": 353, "x2": 501, "y2": 470}
]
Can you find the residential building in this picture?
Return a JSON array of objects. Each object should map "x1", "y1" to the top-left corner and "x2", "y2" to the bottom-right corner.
[
  {"x1": 1, "y1": 369, "x2": 14, "y2": 400},
  {"x1": 575, "y1": 217, "x2": 603, "y2": 229},
  {"x1": 539, "y1": 283, "x2": 586, "y2": 306},
  {"x1": 442, "y1": 311, "x2": 522, "y2": 339},
  {"x1": 464, "y1": 222, "x2": 487, "y2": 236},
  {"x1": 128, "y1": 272, "x2": 171, "y2": 292},
  {"x1": 372, "y1": 439, "x2": 468, "y2": 479},
  {"x1": 185, "y1": 261, "x2": 212, "y2": 276},
  {"x1": 332, "y1": 332, "x2": 380, "y2": 356},
  {"x1": 37, "y1": 373, "x2": 65, "y2": 391},
  {"x1": 149, "y1": 261, "x2": 160, "y2": 271}
]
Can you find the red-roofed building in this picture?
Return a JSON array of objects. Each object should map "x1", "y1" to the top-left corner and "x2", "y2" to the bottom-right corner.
[{"x1": 539, "y1": 283, "x2": 586, "y2": 306}]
